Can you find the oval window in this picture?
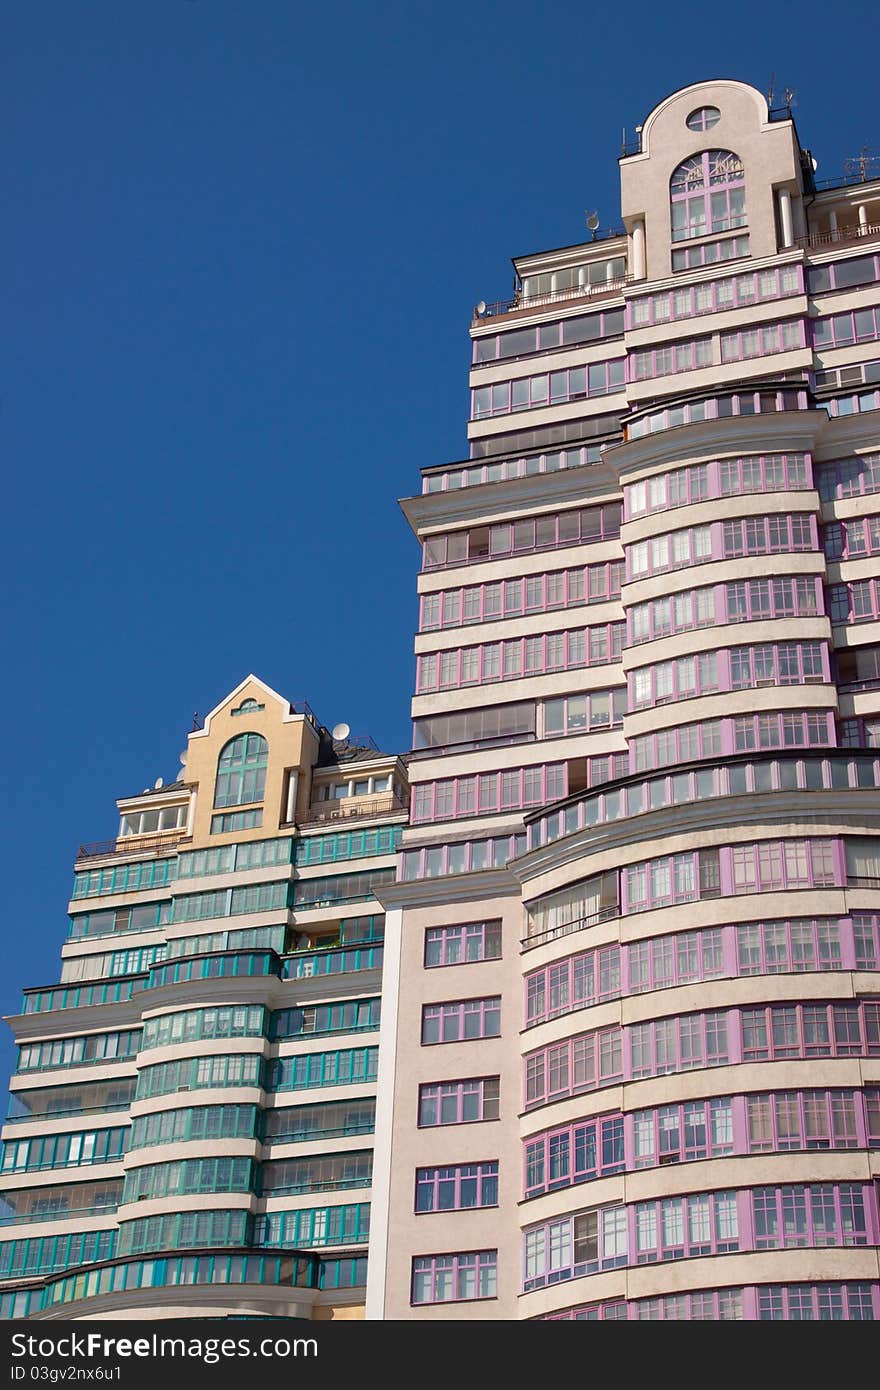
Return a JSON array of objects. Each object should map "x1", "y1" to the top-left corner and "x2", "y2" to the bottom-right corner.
[{"x1": 686, "y1": 106, "x2": 720, "y2": 132}]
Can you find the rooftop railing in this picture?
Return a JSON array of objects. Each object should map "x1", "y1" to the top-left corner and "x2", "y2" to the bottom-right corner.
[{"x1": 814, "y1": 172, "x2": 880, "y2": 191}]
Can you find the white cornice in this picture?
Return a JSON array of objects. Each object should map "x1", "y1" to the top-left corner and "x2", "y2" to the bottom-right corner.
[
  {"x1": 605, "y1": 409, "x2": 824, "y2": 476},
  {"x1": 375, "y1": 868, "x2": 518, "y2": 910},
  {"x1": 509, "y1": 786, "x2": 880, "y2": 894},
  {"x1": 813, "y1": 412, "x2": 880, "y2": 457},
  {"x1": 623, "y1": 247, "x2": 805, "y2": 297},
  {"x1": 513, "y1": 238, "x2": 627, "y2": 277},
  {"x1": 398, "y1": 462, "x2": 620, "y2": 536}
]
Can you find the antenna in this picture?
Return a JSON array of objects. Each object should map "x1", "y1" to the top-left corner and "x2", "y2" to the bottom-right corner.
[
  {"x1": 844, "y1": 146, "x2": 880, "y2": 182},
  {"x1": 767, "y1": 72, "x2": 775, "y2": 107},
  {"x1": 331, "y1": 722, "x2": 351, "y2": 743},
  {"x1": 585, "y1": 210, "x2": 600, "y2": 239},
  {"x1": 783, "y1": 87, "x2": 796, "y2": 110}
]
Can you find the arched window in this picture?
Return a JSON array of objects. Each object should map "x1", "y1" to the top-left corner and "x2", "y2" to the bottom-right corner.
[
  {"x1": 232, "y1": 697, "x2": 265, "y2": 715},
  {"x1": 670, "y1": 149, "x2": 745, "y2": 242},
  {"x1": 214, "y1": 734, "x2": 268, "y2": 808}
]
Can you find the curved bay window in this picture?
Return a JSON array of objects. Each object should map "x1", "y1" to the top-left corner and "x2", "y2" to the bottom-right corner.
[
  {"x1": 214, "y1": 733, "x2": 268, "y2": 809},
  {"x1": 671, "y1": 149, "x2": 745, "y2": 242}
]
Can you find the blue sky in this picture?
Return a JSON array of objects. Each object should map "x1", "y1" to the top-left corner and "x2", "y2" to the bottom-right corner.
[{"x1": 0, "y1": 0, "x2": 877, "y2": 1089}]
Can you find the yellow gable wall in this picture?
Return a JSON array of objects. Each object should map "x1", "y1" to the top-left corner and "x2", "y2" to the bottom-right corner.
[{"x1": 183, "y1": 680, "x2": 321, "y2": 848}]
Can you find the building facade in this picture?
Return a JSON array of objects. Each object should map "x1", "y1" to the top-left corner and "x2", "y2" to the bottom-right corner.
[
  {"x1": 0, "y1": 676, "x2": 408, "y2": 1319},
  {"x1": 4, "y1": 77, "x2": 880, "y2": 1324},
  {"x1": 368, "y1": 79, "x2": 880, "y2": 1320}
]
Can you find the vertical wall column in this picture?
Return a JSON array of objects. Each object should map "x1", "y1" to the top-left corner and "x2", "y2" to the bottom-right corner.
[
  {"x1": 859, "y1": 204, "x2": 869, "y2": 235},
  {"x1": 778, "y1": 189, "x2": 794, "y2": 248},
  {"x1": 631, "y1": 219, "x2": 646, "y2": 280},
  {"x1": 285, "y1": 771, "x2": 298, "y2": 824}
]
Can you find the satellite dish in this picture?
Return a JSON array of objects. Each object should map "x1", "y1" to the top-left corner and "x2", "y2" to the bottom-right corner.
[
  {"x1": 154, "y1": 777, "x2": 164, "y2": 789},
  {"x1": 476, "y1": 300, "x2": 487, "y2": 315},
  {"x1": 178, "y1": 751, "x2": 188, "y2": 766},
  {"x1": 332, "y1": 722, "x2": 350, "y2": 742},
  {"x1": 811, "y1": 156, "x2": 819, "y2": 172},
  {"x1": 586, "y1": 211, "x2": 600, "y2": 232}
]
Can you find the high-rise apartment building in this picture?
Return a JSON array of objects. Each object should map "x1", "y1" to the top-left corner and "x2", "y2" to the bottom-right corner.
[
  {"x1": 3, "y1": 77, "x2": 880, "y2": 1323},
  {"x1": 0, "y1": 676, "x2": 408, "y2": 1319},
  {"x1": 368, "y1": 79, "x2": 880, "y2": 1321}
]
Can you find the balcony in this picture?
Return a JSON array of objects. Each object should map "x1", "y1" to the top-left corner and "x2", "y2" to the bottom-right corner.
[
  {"x1": 283, "y1": 943, "x2": 384, "y2": 980},
  {"x1": 474, "y1": 273, "x2": 631, "y2": 323},
  {"x1": 797, "y1": 221, "x2": 880, "y2": 250},
  {"x1": 145, "y1": 950, "x2": 284, "y2": 990},
  {"x1": 0, "y1": 1193, "x2": 121, "y2": 1226},
  {"x1": 0, "y1": 1204, "x2": 120, "y2": 1226},
  {"x1": 5, "y1": 1098, "x2": 135, "y2": 1125},
  {"x1": 296, "y1": 794, "x2": 409, "y2": 827},
  {"x1": 521, "y1": 904, "x2": 619, "y2": 953},
  {"x1": 76, "y1": 831, "x2": 186, "y2": 862}
]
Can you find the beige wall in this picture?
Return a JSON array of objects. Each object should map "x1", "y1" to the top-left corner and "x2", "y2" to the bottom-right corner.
[
  {"x1": 184, "y1": 679, "x2": 320, "y2": 846},
  {"x1": 620, "y1": 80, "x2": 803, "y2": 279}
]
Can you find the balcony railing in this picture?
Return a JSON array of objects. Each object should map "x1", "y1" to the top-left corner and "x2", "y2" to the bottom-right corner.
[
  {"x1": 265, "y1": 1121, "x2": 375, "y2": 1144},
  {"x1": 283, "y1": 944, "x2": 383, "y2": 980},
  {"x1": 296, "y1": 796, "x2": 409, "y2": 827},
  {"x1": 262, "y1": 1177, "x2": 372, "y2": 1197},
  {"x1": 797, "y1": 221, "x2": 880, "y2": 250},
  {"x1": 474, "y1": 274, "x2": 632, "y2": 321},
  {"x1": 0, "y1": 1202, "x2": 120, "y2": 1227},
  {"x1": 5, "y1": 1099, "x2": 135, "y2": 1125},
  {"x1": 76, "y1": 831, "x2": 185, "y2": 862},
  {"x1": 521, "y1": 904, "x2": 618, "y2": 953}
]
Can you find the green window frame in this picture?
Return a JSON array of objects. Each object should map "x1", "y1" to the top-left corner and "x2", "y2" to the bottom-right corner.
[
  {"x1": 0, "y1": 1230, "x2": 116, "y2": 1280},
  {"x1": 118, "y1": 1209, "x2": 251, "y2": 1256},
  {"x1": 135, "y1": 1053, "x2": 265, "y2": 1100},
  {"x1": 269, "y1": 1046, "x2": 378, "y2": 1092},
  {"x1": 141, "y1": 1005, "x2": 267, "y2": 1050},
  {"x1": 255, "y1": 1202, "x2": 370, "y2": 1248},
  {"x1": 214, "y1": 734, "x2": 268, "y2": 809},
  {"x1": 72, "y1": 858, "x2": 177, "y2": 900},
  {"x1": 17, "y1": 1030, "x2": 142, "y2": 1073},
  {"x1": 122, "y1": 1157, "x2": 255, "y2": 1202},
  {"x1": 129, "y1": 1104, "x2": 258, "y2": 1150},
  {"x1": 261, "y1": 1097, "x2": 376, "y2": 1143},
  {"x1": 1, "y1": 1127, "x2": 128, "y2": 1173},
  {"x1": 271, "y1": 998, "x2": 381, "y2": 1040},
  {"x1": 260, "y1": 1150, "x2": 373, "y2": 1196}
]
